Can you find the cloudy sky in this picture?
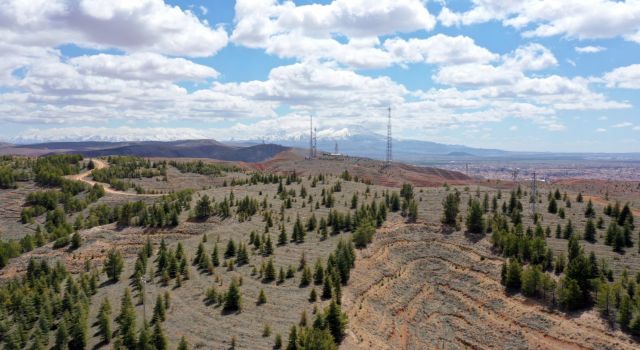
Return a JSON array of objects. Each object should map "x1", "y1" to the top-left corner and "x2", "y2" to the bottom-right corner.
[{"x1": 1, "y1": 0, "x2": 640, "y2": 152}]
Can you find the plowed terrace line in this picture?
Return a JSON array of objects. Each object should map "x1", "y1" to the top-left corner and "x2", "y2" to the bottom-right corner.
[{"x1": 341, "y1": 222, "x2": 637, "y2": 350}]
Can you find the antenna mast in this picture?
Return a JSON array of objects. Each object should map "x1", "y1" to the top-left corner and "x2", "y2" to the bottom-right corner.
[
  {"x1": 309, "y1": 114, "x2": 314, "y2": 159},
  {"x1": 386, "y1": 106, "x2": 392, "y2": 165},
  {"x1": 313, "y1": 127, "x2": 317, "y2": 158}
]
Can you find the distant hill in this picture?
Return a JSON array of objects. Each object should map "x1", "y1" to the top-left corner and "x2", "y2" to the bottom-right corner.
[
  {"x1": 3, "y1": 140, "x2": 289, "y2": 163},
  {"x1": 250, "y1": 129, "x2": 509, "y2": 161}
]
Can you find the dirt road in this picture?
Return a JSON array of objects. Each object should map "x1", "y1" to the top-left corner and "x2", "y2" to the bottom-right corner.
[{"x1": 67, "y1": 159, "x2": 161, "y2": 197}]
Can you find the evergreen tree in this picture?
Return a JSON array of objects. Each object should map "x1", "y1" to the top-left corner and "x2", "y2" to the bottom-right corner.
[
  {"x1": 584, "y1": 218, "x2": 596, "y2": 242},
  {"x1": 584, "y1": 199, "x2": 595, "y2": 218},
  {"x1": 548, "y1": 197, "x2": 558, "y2": 214},
  {"x1": 441, "y1": 192, "x2": 460, "y2": 226},
  {"x1": 117, "y1": 288, "x2": 137, "y2": 349},
  {"x1": 257, "y1": 288, "x2": 267, "y2": 305},
  {"x1": 407, "y1": 200, "x2": 418, "y2": 223},
  {"x1": 177, "y1": 336, "x2": 190, "y2": 350},
  {"x1": 98, "y1": 298, "x2": 112, "y2": 343},
  {"x1": 153, "y1": 294, "x2": 166, "y2": 323},
  {"x1": 212, "y1": 243, "x2": 220, "y2": 267},
  {"x1": 324, "y1": 300, "x2": 347, "y2": 344},
  {"x1": 505, "y1": 259, "x2": 522, "y2": 290},
  {"x1": 104, "y1": 248, "x2": 124, "y2": 282},
  {"x1": 559, "y1": 278, "x2": 582, "y2": 310},
  {"x1": 137, "y1": 322, "x2": 153, "y2": 350},
  {"x1": 293, "y1": 215, "x2": 305, "y2": 243},
  {"x1": 278, "y1": 224, "x2": 288, "y2": 245},
  {"x1": 224, "y1": 279, "x2": 242, "y2": 312},
  {"x1": 264, "y1": 258, "x2": 276, "y2": 282},
  {"x1": 225, "y1": 240, "x2": 236, "y2": 258},
  {"x1": 465, "y1": 199, "x2": 485, "y2": 234},
  {"x1": 617, "y1": 294, "x2": 632, "y2": 328},
  {"x1": 153, "y1": 322, "x2": 168, "y2": 350},
  {"x1": 195, "y1": 194, "x2": 213, "y2": 219}
]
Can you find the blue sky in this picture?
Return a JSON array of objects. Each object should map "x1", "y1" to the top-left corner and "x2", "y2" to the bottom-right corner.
[{"x1": 1, "y1": 0, "x2": 639, "y2": 152}]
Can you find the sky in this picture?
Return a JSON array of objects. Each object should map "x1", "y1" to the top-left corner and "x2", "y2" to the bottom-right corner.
[{"x1": 1, "y1": 0, "x2": 640, "y2": 152}]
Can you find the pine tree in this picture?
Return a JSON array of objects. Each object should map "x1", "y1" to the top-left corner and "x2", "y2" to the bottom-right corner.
[
  {"x1": 300, "y1": 266, "x2": 311, "y2": 287},
  {"x1": 177, "y1": 336, "x2": 190, "y2": 350},
  {"x1": 441, "y1": 192, "x2": 460, "y2": 226},
  {"x1": 584, "y1": 218, "x2": 596, "y2": 242},
  {"x1": 104, "y1": 248, "x2": 124, "y2": 282},
  {"x1": 257, "y1": 288, "x2": 267, "y2": 305},
  {"x1": 287, "y1": 325, "x2": 298, "y2": 350},
  {"x1": 324, "y1": 300, "x2": 347, "y2": 344},
  {"x1": 224, "y1": 279, "x2": 242, "y2": 312},
  {"x1": 98, "y1": 298, "x2": 112, "y2": 343},
  {"x1": 264, "y1": 258, "x2": 276, "y2": 282},
  {"x1": 322, "y1": 275, "x2": 333, "y2": 300},
  {"x1": 153, "y1": 294, "x2": 166, "y2": 323},
  {"x1": 309, "y1": 288, "x2": 318, "y2": 302},
  {"x1": 137, "y1": 322, "x2": 152, "y2": 350},
  {"x1": 548, "y1": 197, "x2": 558, "y2": 214},
  {"x1": 153, "y1": 322, "x2": 168, "y2": 350},
  {"x1": 313, "y1": 259, "x2": 325, "y2": 285},
  {"x1": 225, "y1": 240, "x2": 236, "y2": 258},
  {"x1": 617, "y1": 294, "x2": 632, "y2": 328},
  {"x1": 505, "y1": 259, "x2": 522, "y2": 290},
  {"x1": 584, "y1": 199, "x2": 595, "y2": 218},
  {"x1": 212, "y1": 243, "x2": 220, "y2": 267},
  {"x1": 293, "y1": 215, "x2": 305, "y2": 243},
  {"x1": 465, "y1": 199, "x2": 485, "y2": 234},
  {"x1": 263, "y1": 235, "x2": 274, "y2": 256},
  {"x1": 407, "y1": 200, "x2": 418, "y2": 223},
  {"x1": 278, "y1": 224, "x2": 288, "y2": 245},
  {"x1": 117, "y1": 288, "x2": 137, "y2": 349}
]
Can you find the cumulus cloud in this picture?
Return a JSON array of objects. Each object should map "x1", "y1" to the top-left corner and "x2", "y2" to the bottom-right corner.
[
  {"x1": 575, "y1": 46, "x2": 606, "y2": 53},
  {"x1": 231, "y1": 0, "x2": 437, "y2": 68},
  {"x1": 383, "y1": 34, "x2": 498, "y2": 65},
  {"x1": 0, "y1": 0, "x2": 228, "y2": 56},
  {"x1": 438, "y1": 1, "x2": 640, "y2": 43},
  {"x1": 603, "y1": 64, "x2": 640, "y2": 89},
  {"x1": 69, "y1": 53, "x2": 219, "y2": 82}
]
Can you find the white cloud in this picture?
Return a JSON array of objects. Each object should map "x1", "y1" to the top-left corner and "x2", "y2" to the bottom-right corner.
[
  {"x1": 439, "y1": 1, "x2": 640, "y2": 43},
  {"x1": 612, "y1": 122, "x2": 633, "y2": 128},
  {"x1": 633, "y1": 126, "x2": 640, "y2": 131},
  {"x1": 575, "y1": 46, "x2": 606, "y2": 53},
  {"x1": 383, "y1": 34, "x2": 498, "y2": 65},
  {"x1": 0, "y1": 0, "x2": 228, "y2": 57},
  {"x1": 231, "y1": 0, "x2": 437, "y2": 68},
  {"x1": 509, "y1": 125, "x2": 518, "y2": 131},
  {"x1": 502, "y1": 43, "x2": 558, "y2": 71},
  {"x1": 603, "y1": 64, "x2": 640, "y2": 89},
  {"x1": 69, "y1": 53, "x2": 219, "y2": 82},
  {"x1": 596, "y1": 128, "x2": 607, "y2": 132}
]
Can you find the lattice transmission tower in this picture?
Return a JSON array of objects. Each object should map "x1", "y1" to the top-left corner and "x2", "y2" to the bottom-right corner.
[{"x1": 386, "y1": 106, "x2": 392, "y2": 166}]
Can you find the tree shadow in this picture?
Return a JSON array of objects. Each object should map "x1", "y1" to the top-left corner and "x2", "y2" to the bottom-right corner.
[{"x1": 464, "y1": 231, "x2": 485, "y2": 243}]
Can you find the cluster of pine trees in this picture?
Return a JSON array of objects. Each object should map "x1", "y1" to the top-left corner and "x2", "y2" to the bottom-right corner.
[
  {"x1": 169, "y1": 160, "x2": 237, "y2": 177},
  {"x1": 0, "y1": 258, "x2": 98, "y2": 349},
  {"x1": 81, "y1": 190, "x2": 193, "y2": 229}
]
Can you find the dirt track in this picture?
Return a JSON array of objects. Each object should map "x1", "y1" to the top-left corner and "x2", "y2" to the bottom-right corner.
[
  {"x1": 341, "y1": 218, "x2": 637, "y2": 350},
  {"x1": 67, "y1": 159, "x2": 161, "y2": 197}
]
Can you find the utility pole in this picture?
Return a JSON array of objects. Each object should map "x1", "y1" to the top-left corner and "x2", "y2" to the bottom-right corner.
[{"x1": 386, "y1": 106, "x2": 392, "y2": 166}]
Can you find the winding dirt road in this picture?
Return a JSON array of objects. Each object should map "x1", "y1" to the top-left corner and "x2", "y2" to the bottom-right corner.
[{"x1": 67, "y1": 159, "x2": 161, "y2": 196}]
